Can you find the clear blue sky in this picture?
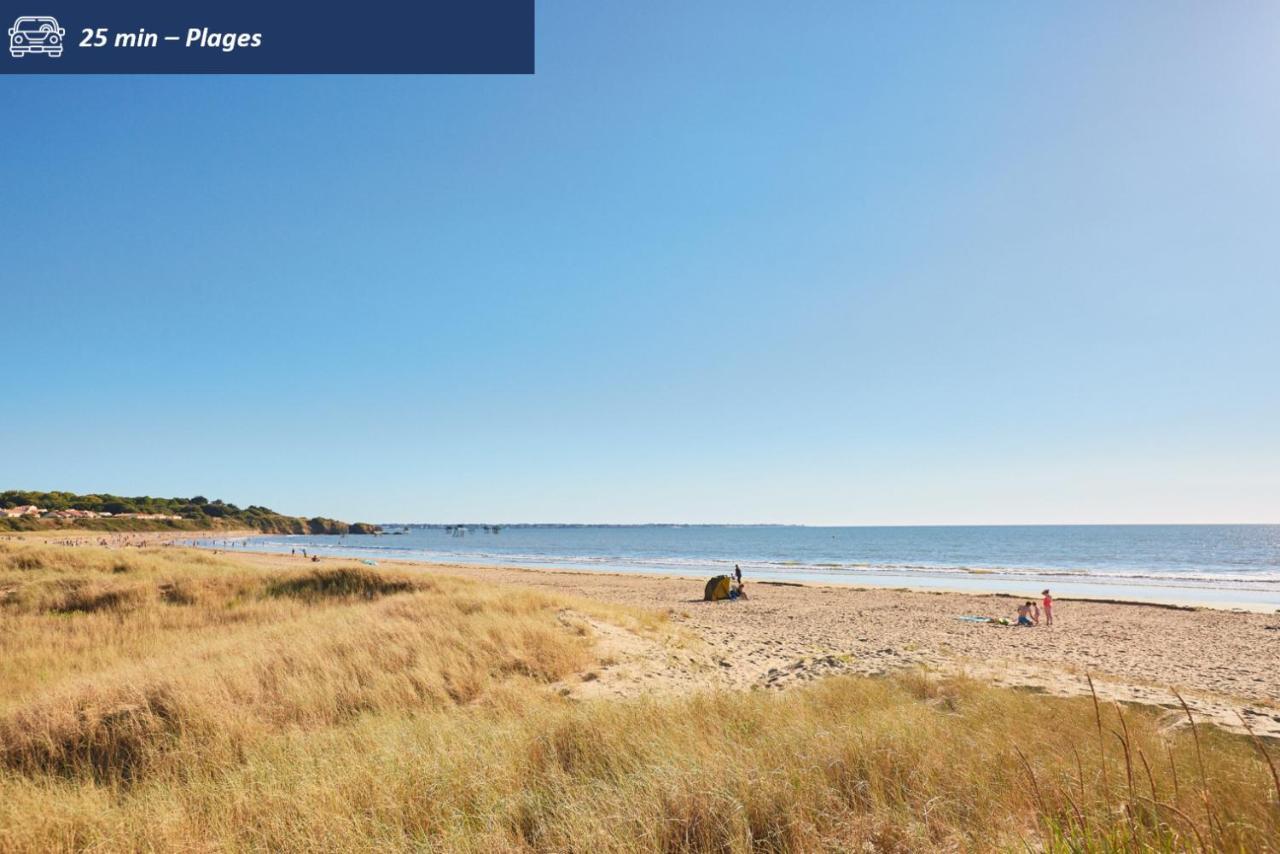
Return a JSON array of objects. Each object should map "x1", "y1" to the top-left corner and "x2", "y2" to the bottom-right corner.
[{"x1": 3, "y1": 2, "x2": 1278, "y2": 524}]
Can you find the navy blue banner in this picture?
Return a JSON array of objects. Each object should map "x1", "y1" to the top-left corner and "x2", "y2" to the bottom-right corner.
[{"x1": 1, "y1": 1, "x2": 533, "y2": 73}]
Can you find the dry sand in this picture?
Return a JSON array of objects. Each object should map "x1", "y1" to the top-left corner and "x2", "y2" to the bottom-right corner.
[{"x1": 222, "y1": 552, "x2": 1280, "y2": 738}]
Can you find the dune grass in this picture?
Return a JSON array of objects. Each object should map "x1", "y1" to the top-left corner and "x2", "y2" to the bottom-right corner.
[{"x1": 0, "y1": 541, "x2": 1276, "y2": 852}]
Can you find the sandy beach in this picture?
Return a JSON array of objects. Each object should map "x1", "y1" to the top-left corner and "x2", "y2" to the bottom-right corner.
[
  {"x1": 214, "y1": 550, "x2": 1280, "y2": 738},
  {"x1": 22, "y1": 533, "x2": 1277, "y2": 736}
]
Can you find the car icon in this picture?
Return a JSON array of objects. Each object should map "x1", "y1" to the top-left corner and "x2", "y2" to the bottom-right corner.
[{"x1": 9, "y1": 16, "x2": 65, "y2": 58}]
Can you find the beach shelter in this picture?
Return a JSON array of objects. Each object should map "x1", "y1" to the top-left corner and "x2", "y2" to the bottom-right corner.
[{"x1": 703, "y1": 575, "x2": 732, "y2": 601}]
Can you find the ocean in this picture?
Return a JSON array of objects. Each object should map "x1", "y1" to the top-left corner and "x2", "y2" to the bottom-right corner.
[{"x1": 220, "y1": 524, "x2": 1280, "y2": 609}]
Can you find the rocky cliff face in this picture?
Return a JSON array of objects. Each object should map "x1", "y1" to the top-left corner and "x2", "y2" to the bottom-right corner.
[{"x1": 251, "y1": 516, "x2": 382, "y2": 535}]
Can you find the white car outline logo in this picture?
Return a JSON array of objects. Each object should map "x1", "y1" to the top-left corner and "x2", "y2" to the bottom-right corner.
[{"x1": 9, "y1": 16, "x2": 65, "y2": 58}]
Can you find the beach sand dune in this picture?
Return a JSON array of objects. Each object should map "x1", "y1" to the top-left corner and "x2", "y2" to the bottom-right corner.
[{"x1": 228, "y1": 552, "x2": 1280, "y2": 738}]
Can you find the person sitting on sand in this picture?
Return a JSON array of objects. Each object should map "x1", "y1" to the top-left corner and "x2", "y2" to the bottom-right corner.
[
  {"x1": 1016, "y1": 602, "x2": 1035, "y2": 627},
  {"x1": 1042, "y1": 589, "x2": 1054, "y2": 626}
]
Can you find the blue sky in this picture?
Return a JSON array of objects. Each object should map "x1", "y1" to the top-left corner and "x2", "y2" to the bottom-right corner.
[{"x1": 2, "y1": 1, "x2": 1278, "y2": 524}]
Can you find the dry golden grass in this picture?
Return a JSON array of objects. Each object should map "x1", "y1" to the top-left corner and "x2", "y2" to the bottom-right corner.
[{"x1": 0, "y1": 541, "x2": 1276, "y2": 852}]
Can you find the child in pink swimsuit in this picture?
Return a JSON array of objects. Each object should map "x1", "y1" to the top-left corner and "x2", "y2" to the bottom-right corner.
[{"x1": 1042, "y1": 589, "x2": 1053, "y2": 626}]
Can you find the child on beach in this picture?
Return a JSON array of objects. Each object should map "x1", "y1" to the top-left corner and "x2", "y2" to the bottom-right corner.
[{"x1": 1042, "y1": 589, "x2": 1053, "y2": 626}]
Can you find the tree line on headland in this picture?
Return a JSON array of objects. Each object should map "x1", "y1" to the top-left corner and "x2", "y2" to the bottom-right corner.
[{"x1": 0, "y1": 490, "x2": 379, "y2": 535}]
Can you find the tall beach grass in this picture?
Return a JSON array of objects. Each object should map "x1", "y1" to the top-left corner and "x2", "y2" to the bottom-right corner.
[{"x1": 0, "y1": 540, "x2": 1275, "y2": 852}]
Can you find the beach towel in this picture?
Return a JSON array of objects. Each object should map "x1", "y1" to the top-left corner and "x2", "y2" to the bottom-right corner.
[{"x1": 954, "y1": 615, "x2": 1012, "y2": 626}]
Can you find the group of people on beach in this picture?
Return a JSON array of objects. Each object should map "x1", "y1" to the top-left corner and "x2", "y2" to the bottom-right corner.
[
  {"x1": 12, "y1": 534, "x2": 259, "y2": 552},
  {"x1": 17, "y1": 534, "x2": 173, "y2": 550},
  {"x1": 1016, "y1": 590, "x2": 1054, "y2": 626}
]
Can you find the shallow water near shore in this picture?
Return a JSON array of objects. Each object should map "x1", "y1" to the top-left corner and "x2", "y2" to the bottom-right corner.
[{"x1": 200, "y1": 524, "x2": 1280, "y2": 610}]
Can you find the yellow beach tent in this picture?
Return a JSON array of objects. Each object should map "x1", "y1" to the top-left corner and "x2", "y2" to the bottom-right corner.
[{"x1": 703, "y1": 575, "x2": 732, "y2": 601}]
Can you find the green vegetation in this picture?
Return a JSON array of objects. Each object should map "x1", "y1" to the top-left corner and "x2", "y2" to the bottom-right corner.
[{"x1": 0, "y1": 490, "x2": 379, "y2": 534}]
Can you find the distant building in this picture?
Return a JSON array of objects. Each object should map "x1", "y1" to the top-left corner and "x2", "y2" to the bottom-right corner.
[
  {"x1": 1, "y1": 505, "x2": 45, "y2": 517},
  {"x1": 47, "y1": 509, "x2": 101, "y2": 519},
  {"x1": 1, "y1": 506, "x2": 181, "y2": 521}
]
